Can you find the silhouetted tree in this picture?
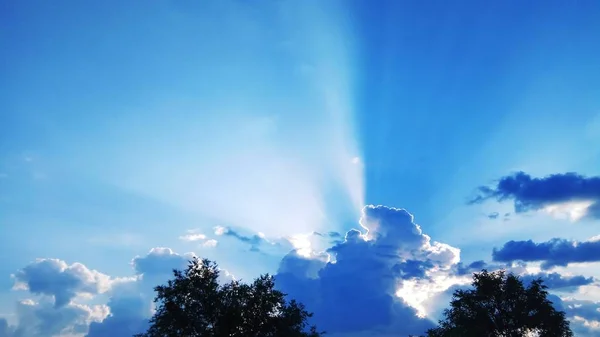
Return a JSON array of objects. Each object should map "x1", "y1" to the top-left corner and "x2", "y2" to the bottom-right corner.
[
  {"x1": 426, "y1": 269, "x2": 573, "y2": 337},
  {"x1": 135, "y1": 258, "x2": 322, "y2": 337}
]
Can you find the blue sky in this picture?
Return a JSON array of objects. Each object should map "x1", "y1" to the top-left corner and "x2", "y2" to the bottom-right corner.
[{"x1": 1, "y1": 0, "x2": 600, "y2": 336}]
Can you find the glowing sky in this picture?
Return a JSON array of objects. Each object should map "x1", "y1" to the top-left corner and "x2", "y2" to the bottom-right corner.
[{"x1": 1, "y1": 1, "x2": 600, "y2": 336}]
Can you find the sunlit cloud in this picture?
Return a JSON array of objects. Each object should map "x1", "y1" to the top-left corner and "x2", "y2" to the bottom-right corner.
[{"x1": 543, "y1": 200, "x2": 596, "y2": 222}]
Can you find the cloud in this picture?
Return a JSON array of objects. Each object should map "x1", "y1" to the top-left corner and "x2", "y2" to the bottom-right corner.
[
  {"x1": 470, "y1": 171, "x2": 600, "y2": 220},
  {"x1": 179, "y1": 231, "x2": 218, "y2": 248},
  {"x1": 214, "y1": 226, "x2": 276, "y2": 252},
  {"x1": 90, "y1": 247, "x2": 234, "y2": 337},
  {"x1": 452, "y1": 260, "x2": 593, "y2": 293},
  {"x1": 548, "y1": 296, "x2": 600, "y2": 336},
  {"x1": 487, "y1": 212, "x2": 500, "y2": 219},
  {"x1": 520, "y1": 272, "x2": 594, "y2": 290},
  {"x1": 454, "y1": 260, "x2": 489, "y2": 275},
  {"x1": 12, "y1": 259, "x2": 112, "y2": 308},
  {"x1": 275, "y1": 205, "x2": 464, "y2": 336},
  {"x1": 202, "y1": 239, "x2": 218, "y2": 248},
  {"x1": 492, "y1": 238, "x2": 600, "y2": 269},
  {"x1": 179, "y1": 233, "x2": 206, "y2": 241},
  {"x1": 131, "y1": 247, "x2": 195, "y2": 276},
  {"x1": 86, "y1": 282, "x2": 150, "y2": 337},
  {"x1": 0, "y1": 299, "x2": 108, "y2": 337},
  {"x1": 1, "y1": 248, "x2": 214, "y2": 337}
]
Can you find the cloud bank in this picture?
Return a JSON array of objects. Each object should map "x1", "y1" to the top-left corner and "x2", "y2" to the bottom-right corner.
[
  {"x1": 2, "y1": 206, "x2": 600, "y2": 336},
  {"x1": 1, "y1": 248, "x2": 201, "y2": 337}
]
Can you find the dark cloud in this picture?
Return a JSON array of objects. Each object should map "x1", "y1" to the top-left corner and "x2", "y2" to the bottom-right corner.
[
  {"x1": 214, "y1": 226, "x2": 273, "y2": 252},
  {"x1": 13, "y1": 259, "x2": 111, "y2": 308},
  {"x1": 275, "y1": 205, "x2": 462, "y2": 336},
  {"x1": 454, "y1": 260, "x2": 488, "y2": 275},
  {"x1": 453, "y1": 260, "x2": 593, "y2": 291},
  {"x1": 470, "y1": 171, "x2": 600, "y2": 219},
  {"x1": 520, "y1": 272, "x2": 594, "y2": 290},
  {"x1": 492, "y1": 238, "x2": 600, "y2": 269}
]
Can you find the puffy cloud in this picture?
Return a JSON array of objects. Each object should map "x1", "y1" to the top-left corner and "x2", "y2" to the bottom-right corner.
[
  {"x1": 470, "y1": 171, "x2": 600, "y2": 220},
  {"x1": 492, "y1": 238, "x2": 600, "y2": 269},
  {"x1": 86, "y1": 248, "x2": 197, "y2": 336},
  {"x1": 12, "y1": 259, "x2": 112, "y2": 308},
  {"x1": 0, "y1": 248, "x2": 210, "y2": 337},
  {"x1": 1, "y1": 299, "x2": 108, "y2": 337},
  {"x1": 89, "y1": 247, "x2": 233, "y2": 337},
  {"x1": 275, "y1": 205, "x2": 463, "y2": 336}
]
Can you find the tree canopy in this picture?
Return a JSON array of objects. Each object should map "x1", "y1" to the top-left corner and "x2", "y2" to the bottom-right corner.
[
  {"x1": 426, "y1": 269, "x2": 573, "y2": 337},
  {"x1": 135, "y1": 257, "x2": 322, "y2": 337}
]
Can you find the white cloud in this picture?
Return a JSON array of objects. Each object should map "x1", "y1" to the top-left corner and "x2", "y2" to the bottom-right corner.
[
  {"x1": 202, "y1": 239, "x2": 218, "y2": 248},
  {"x1": 179, "y1": 233, "x2": 207, "y2": 241},
  {"x1": 543, "y1": 200, "x2": 596, "y2": 222}
]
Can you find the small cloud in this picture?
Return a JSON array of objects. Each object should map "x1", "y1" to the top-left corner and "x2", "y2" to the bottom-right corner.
[
  {"x1": 487, "y1": 212, "x2": 500, "y2": 219},
  {"x1": 179, "y1": 233, "x2": 207, "y2": 242},
  {"x1": 213, "y1": 226, "x2": 274, "y2": 252},
  {"x1": 202, "y1": 239, "x2": 218, "y2": 248},
  {"x1": 328, "y1": 231, "x2": 342, "y2": 238},
  {"x1": 214, "y1": 226, "x2": 227, "y2": 236}
]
